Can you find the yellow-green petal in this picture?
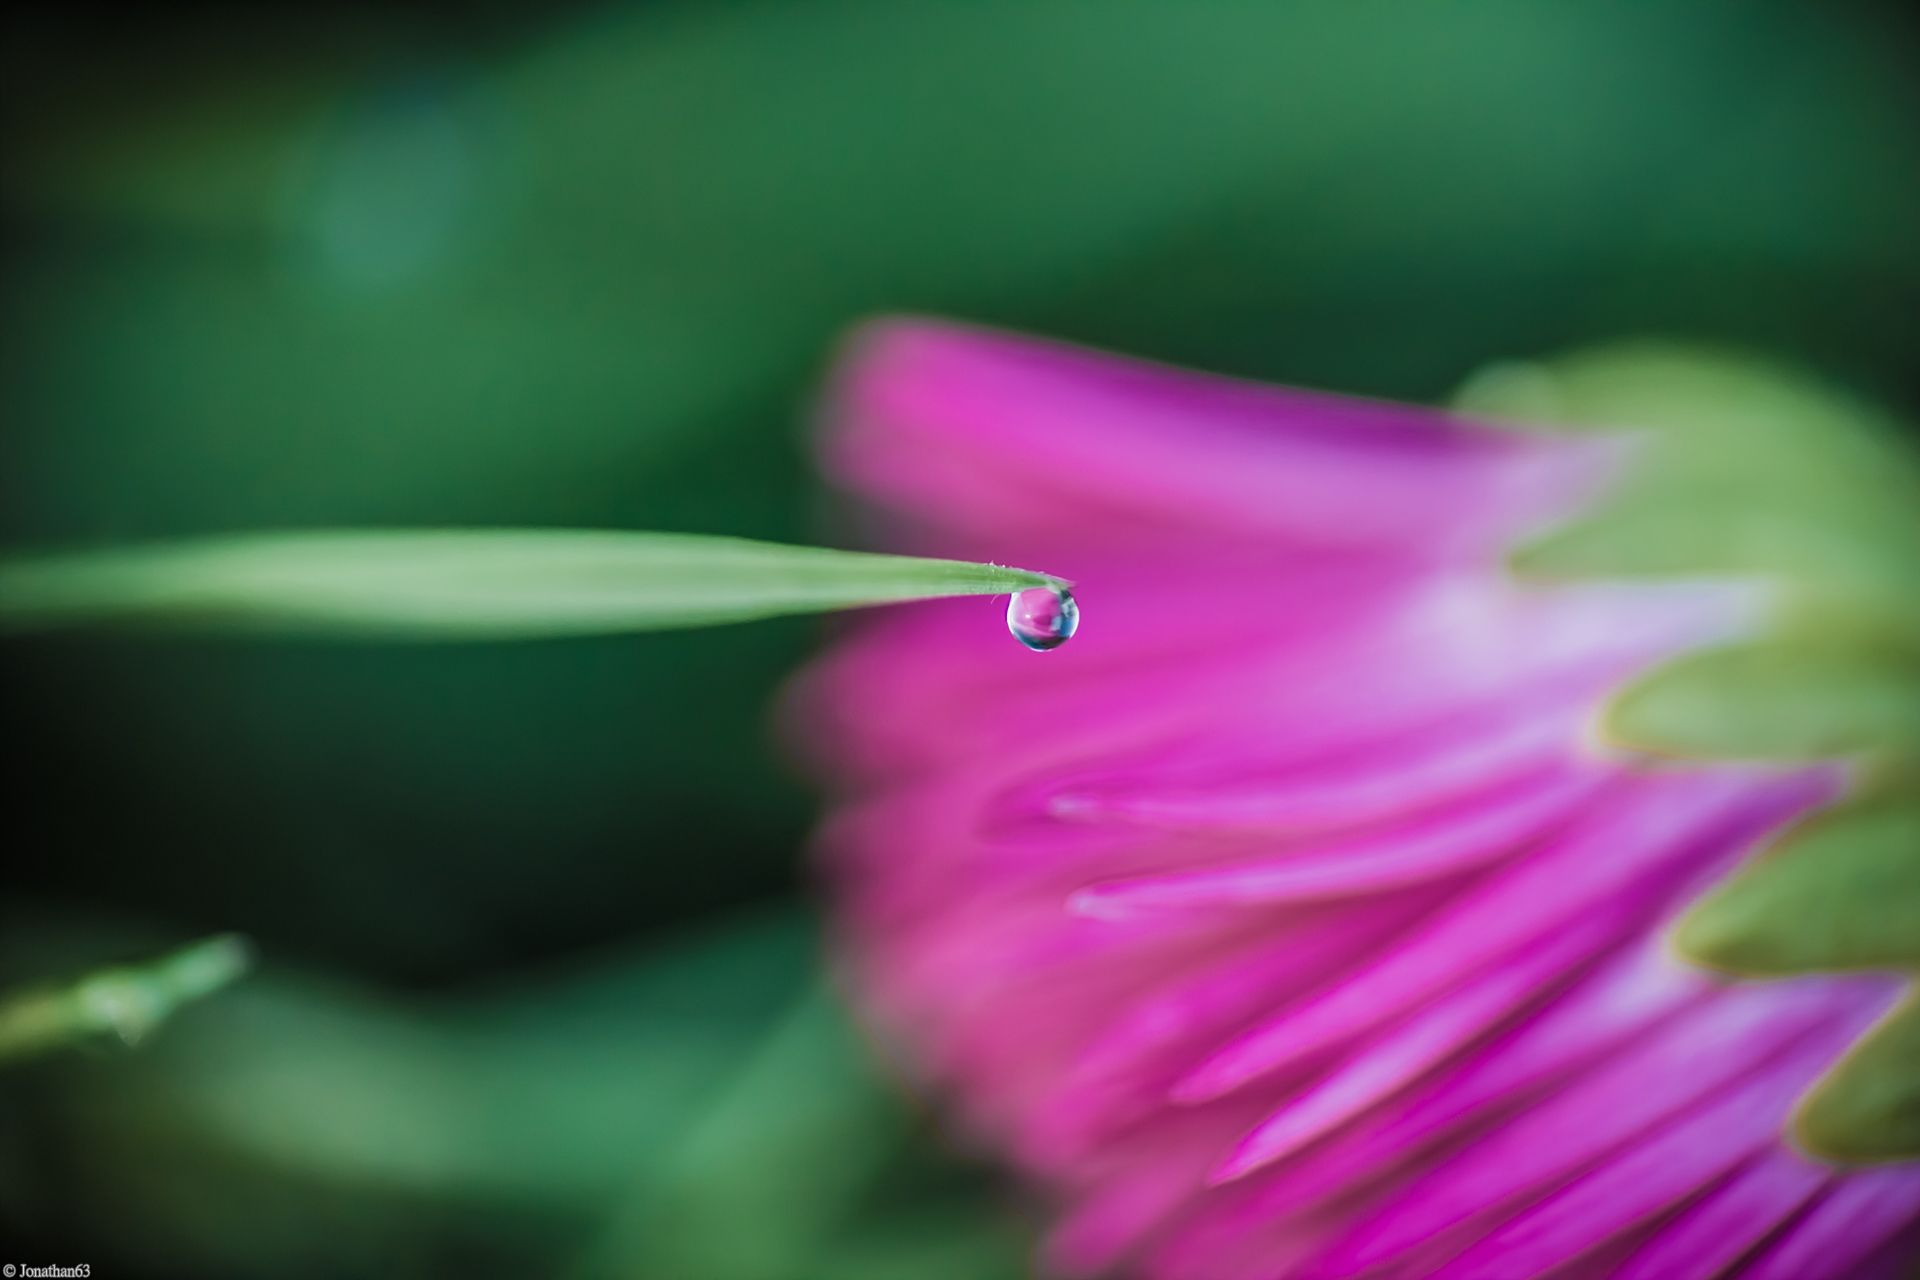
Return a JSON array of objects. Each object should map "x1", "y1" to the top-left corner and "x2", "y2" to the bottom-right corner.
[
  {"x1": 1607, "y1": 640, "x2": 1920, "y2": 761},
  {"x1": 1676, "y1": 798, "x2": 1920, "y2": 974},
  {"x1": 1795, "y1": 996, "x2": 1920, "y2": 1164}
]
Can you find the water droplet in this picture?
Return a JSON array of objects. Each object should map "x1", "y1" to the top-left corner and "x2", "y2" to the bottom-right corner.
[{"x1": 1007, "y1": 585, "x2": 1079, "y2": 651}]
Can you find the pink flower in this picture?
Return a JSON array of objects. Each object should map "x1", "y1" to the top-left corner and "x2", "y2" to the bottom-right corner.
[{"x1": 792, "y1": 319, "x2": 1920, "y2": 1278}]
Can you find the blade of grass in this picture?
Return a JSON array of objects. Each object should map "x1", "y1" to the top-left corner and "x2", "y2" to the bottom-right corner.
[{"x1": 0, "y1": 529, "x2": 1066, "y2": 640}]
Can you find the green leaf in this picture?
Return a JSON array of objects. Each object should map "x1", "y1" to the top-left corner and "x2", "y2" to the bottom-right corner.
[
  {"x1": 0, "y1": 934, "x2": 252, "y2": 1060},
  {"x1": 0, "y1": 530, "x2": 1065, "y2": 640},
  {"x1": 1675, "y1": 797, "x2": 1920, "y2": 974},
  {"x1": 1607, "y1": 640, "x2": 1920, "y2": 761},
  {"x1": 1456, "y1": 346, "x2": 1920, "y2": 606},
  {"x1": 1794, "y1": 995, "x2": 1920, "y2": 1164}
]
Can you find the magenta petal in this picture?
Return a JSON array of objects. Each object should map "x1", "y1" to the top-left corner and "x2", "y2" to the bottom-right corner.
[
  {"x1": 1171, "y1": 768, "x2": 1833, "y2": 1101},
  {"x1": 824, "y1": 319, "x2": 1623, "y2": 553},
  {"x1": 1423, "y1": 1031, "x2": 1849, "y2": 1278},
  {"x1": 1210, "y1": 909, "x2": 1634, "y2": 1182},
  {"x1": 1069, "y1": 765, "x2": 1611, "y2": 916},
  {"x1": 1189, "y1": 943, "x2": 1713, "y2": 1248},
  {"x1": 1047, "y1": 681, "x2": 1595, "y2": 833},
  {"x1": 1613, "y1": 1152, "x2": 1833, "y2": 1280},
  {"x1": 1308, "y1": 981, "x2": 1870, "y2": 1276},
  {"x1": 1741, "y1": 1166, "x2": 1920, "y2": 1280}
]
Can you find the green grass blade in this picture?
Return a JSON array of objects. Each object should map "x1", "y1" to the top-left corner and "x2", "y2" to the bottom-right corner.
[{"x1": 0, "y1": 530, "x2": 1067, "y2": 640}]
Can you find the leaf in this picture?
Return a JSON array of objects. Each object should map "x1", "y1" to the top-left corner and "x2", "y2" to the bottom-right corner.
[
  {"x1": 1794, "y1": 994, "x2": 1920, "y2": 1164},
  {"x1": 1674, "y1": 797, "x2": 1920, "y2": 974},
  {"x1": 0, "y1": 529, "x2": 1064, "y2": 640},
  {"x1": 1606, "y1": 639, "x2": 1920, "y2": 761},
  {"x1": 0, "y1": 934, "x2": 252, "y2": 1060},
  {"x1": 1457, "y1": 346, "x2": 1920, "y2": 607}
]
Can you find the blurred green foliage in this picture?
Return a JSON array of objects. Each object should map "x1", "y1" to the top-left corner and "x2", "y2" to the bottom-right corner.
[
  {"x1": 0, "y1": 911, "x2": 1030, "y2": 1278},
  {"x1": 0, "y1": 935, "x2": 250, "y2": 1060},
  {"x1": 3, "y1": 0, "x2": 1918, "y2": 1274}
]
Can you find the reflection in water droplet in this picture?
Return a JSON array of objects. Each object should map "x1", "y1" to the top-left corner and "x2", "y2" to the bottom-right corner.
[{"x1": 1007, "y1": 585, "x2": 1079, "y2": 651}]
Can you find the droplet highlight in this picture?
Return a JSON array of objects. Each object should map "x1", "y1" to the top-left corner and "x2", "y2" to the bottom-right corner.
[{"x1": 1007, "y1": 585, "x2": 1079, "y2": 651}]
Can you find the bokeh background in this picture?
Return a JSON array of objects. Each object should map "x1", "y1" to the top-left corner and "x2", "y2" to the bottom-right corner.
[{"x1": 2, "y1": 2, "x2": 1917, "y2": 1276}]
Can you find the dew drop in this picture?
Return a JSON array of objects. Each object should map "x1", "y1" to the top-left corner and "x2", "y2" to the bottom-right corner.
[{"x1": 1007, "y1": 585, "x2": 1079, "y2": 651}]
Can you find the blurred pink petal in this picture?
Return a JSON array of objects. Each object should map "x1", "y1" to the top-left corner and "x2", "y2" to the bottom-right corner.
[{"x1": 793, "y1": 318, "x2": 1918, "y2": 1277}]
